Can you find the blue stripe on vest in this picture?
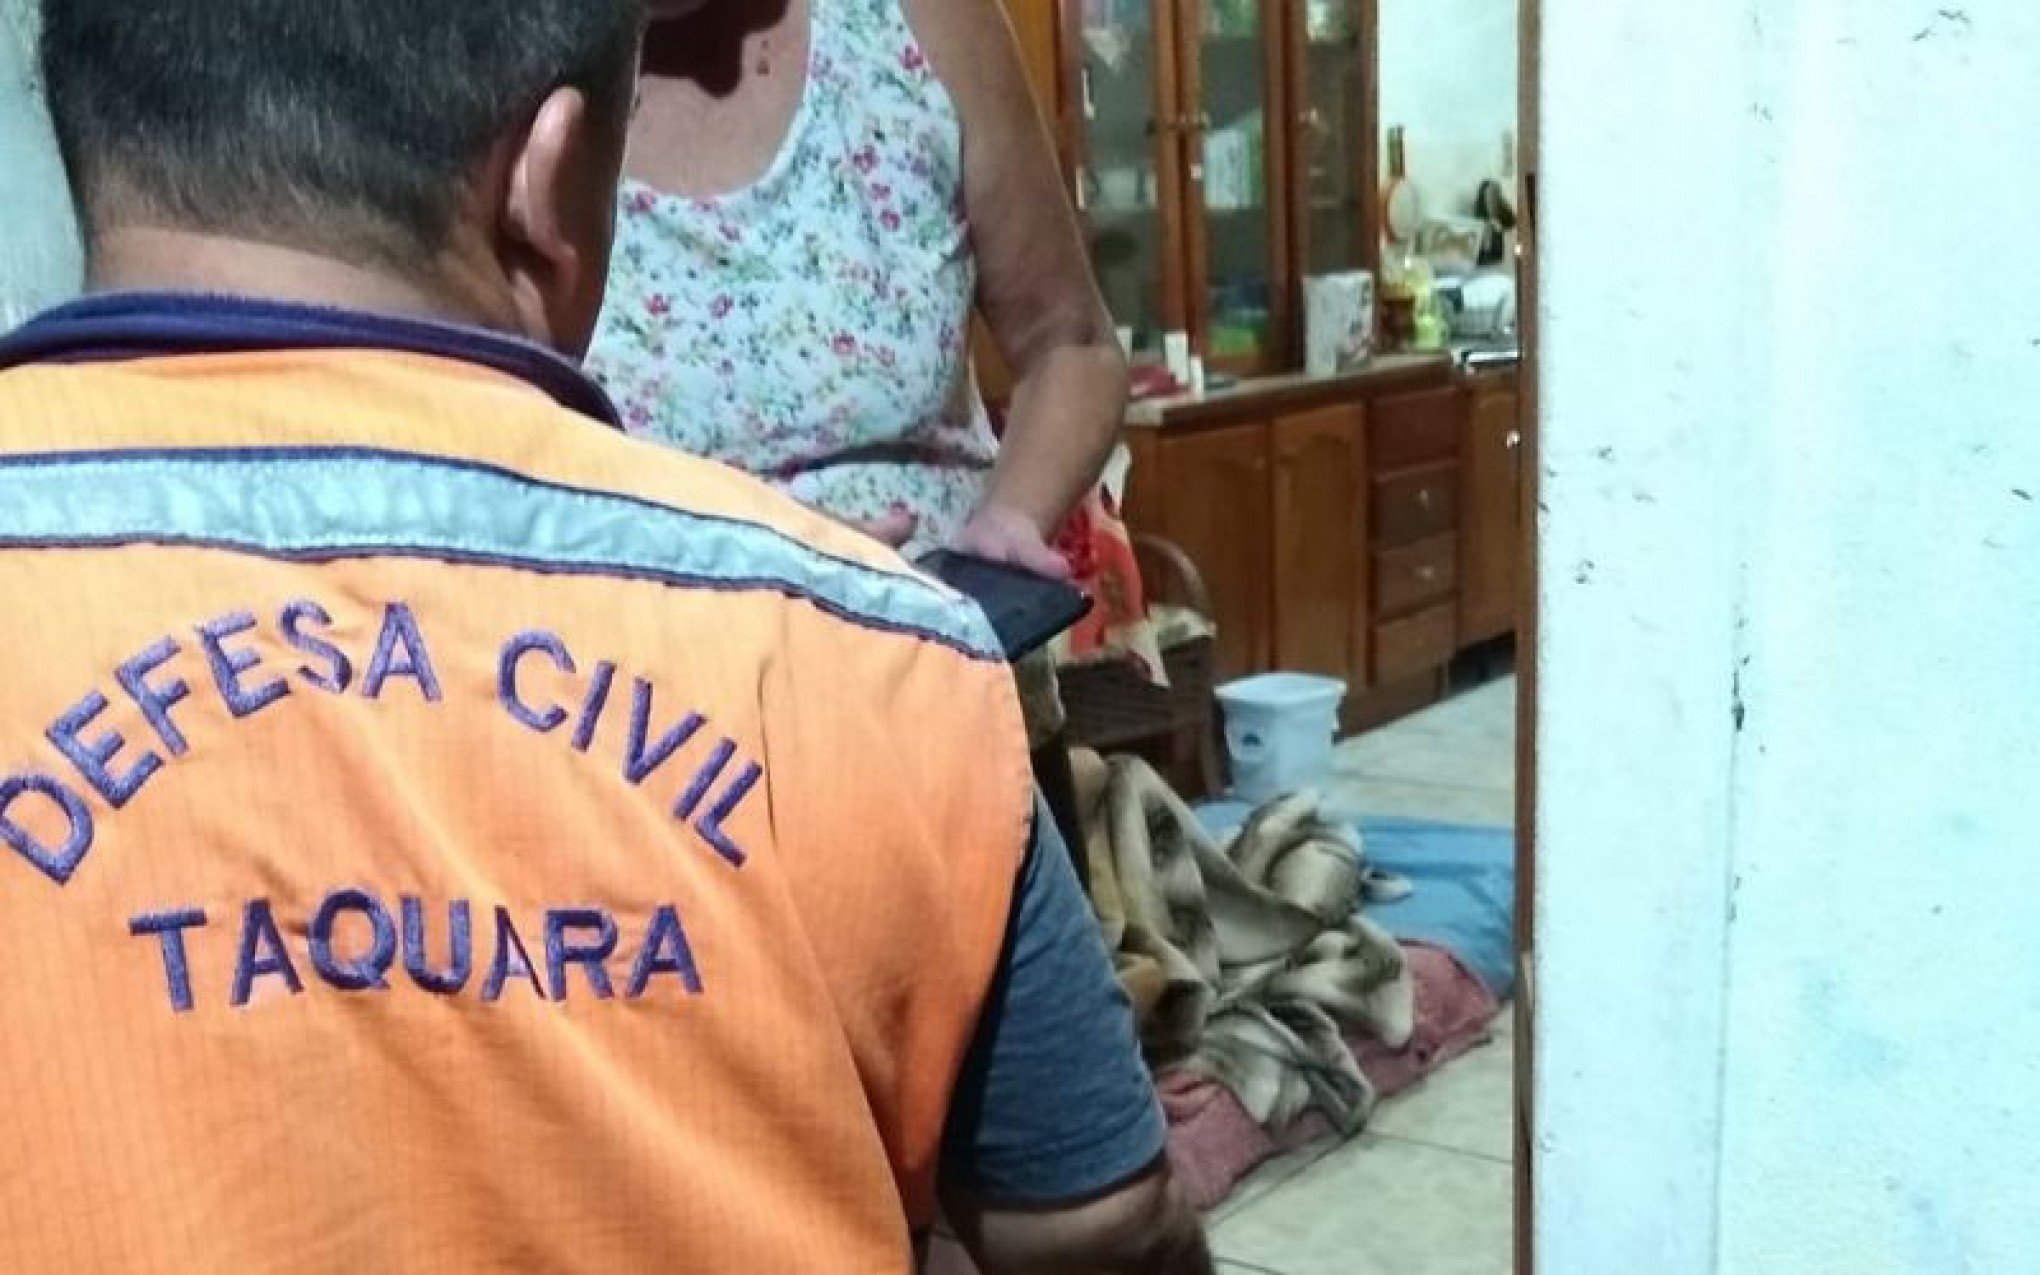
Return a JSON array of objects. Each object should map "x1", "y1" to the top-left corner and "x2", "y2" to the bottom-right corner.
[{"x1": 0, "y1": 446, "x2": 1003, "y2": 662}]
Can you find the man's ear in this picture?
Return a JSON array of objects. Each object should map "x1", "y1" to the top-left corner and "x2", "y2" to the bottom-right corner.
[{"x1": 500, "y1": 86, "x2": 624, "y2": 356}]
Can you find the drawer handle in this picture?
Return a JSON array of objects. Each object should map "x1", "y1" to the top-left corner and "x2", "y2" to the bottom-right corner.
[
  {"x1": 1417, "y1": 489, "x2": 1436, "y2": 510},
  {"x1": 1506, "y1": 430, "x2": 1524, "y2": 451},
  {"x1": 1417, "y1": 566, "x2": 1439, "y2": 583}
]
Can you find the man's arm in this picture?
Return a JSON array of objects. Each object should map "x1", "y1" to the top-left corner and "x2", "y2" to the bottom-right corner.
[
  {"x1": 936, "y1": 803, "x2": 1213, "y2": 1275},
  {"x1": 944, "y1": 1161, "x2": 1214, "y2": 1275}
]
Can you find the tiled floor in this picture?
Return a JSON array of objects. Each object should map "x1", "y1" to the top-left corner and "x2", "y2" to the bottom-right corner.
[{"x1": 1210, "y1": 676, "x2": 1519, "y2": 1275}]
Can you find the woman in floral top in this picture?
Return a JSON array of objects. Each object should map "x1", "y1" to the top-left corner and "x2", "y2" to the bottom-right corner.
[{"x1": 591, "y1": 0, "x2": 1126, "y2": 846}]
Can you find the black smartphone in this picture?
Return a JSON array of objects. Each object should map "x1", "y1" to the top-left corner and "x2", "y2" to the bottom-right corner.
[{"x1": 918, "y1": 550, "x2": 1093, "y2": 662}]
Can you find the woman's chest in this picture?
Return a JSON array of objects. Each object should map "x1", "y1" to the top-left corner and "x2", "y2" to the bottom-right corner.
[
  {"x1": 599, "y1": 184, "x2": 977, "y2": 453},
  {"x1": 593, "y1": 0, "x2": 987, "y2": 458},
  {"x1": 628, "y1": 2, "x2": 812, "y2": 198}
]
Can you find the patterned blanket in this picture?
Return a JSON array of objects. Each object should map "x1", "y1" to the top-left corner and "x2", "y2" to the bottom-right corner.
[{"x1": 1073, "y1": 752, "x2": 1415, "y2": 1134}]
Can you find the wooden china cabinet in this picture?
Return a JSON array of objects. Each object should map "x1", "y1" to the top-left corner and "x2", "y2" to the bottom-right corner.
[
  {"x1": 1059, "y1": 0, "x2": 1379, "y2": 374},
  {"x1": 994, "y1": 0, "x2": 1531, "y2": 738},
  {"x1": 1270, "y1": 402, "x2": 1366, "y2": 680},
  {"x1": 1458, "y1": 371, "x2": 1527, "y2": 646}
]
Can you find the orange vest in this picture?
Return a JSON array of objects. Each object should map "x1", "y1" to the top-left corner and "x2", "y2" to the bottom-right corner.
[{"x1": 0, "y1": 340, "x2": 1030, "y2": 1272}]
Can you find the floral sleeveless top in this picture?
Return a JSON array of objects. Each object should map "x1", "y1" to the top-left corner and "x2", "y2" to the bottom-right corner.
[{"x1": 587, "y1": 0, "x2": 997, "y2": 557}]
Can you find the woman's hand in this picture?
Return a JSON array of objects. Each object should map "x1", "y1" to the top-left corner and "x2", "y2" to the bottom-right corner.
[
  {"x1": 807, "y1": 502, "x2": 1071, "y2": 581},
  {"x1": 839, "y1": 509, "x2": 919, "y2": 551},
  {"x1": 954, "y1": 505, "x2": 1073, "y2": 581}
]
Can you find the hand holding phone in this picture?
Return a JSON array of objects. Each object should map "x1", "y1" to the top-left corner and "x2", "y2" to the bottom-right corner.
[{"x1": 917, "y1": 550, "x2": 1092, "y2": 663}]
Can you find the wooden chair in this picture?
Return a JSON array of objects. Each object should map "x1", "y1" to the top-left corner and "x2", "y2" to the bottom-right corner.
[{"x1": 1059, "y1": 534, "x2": 1222, "y2": 798}]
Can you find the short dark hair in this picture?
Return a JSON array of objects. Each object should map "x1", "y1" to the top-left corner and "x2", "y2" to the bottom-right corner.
[{"x1": 42, "y1": 0, "x2": 644, "y2": 267}]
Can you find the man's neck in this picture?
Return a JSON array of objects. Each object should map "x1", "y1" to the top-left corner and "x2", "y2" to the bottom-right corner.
[{"x1": 86, "y1": 227, "x2": 518, "y2": 332}]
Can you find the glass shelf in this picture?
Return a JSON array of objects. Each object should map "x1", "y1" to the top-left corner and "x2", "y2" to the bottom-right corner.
[
  {"x1": 1198, "y1": 0, "x2": 1276, "y2": 366},
  {"x1": 1296, "y1": 2, "x2": 1369, "y2": 278},
  {"x1": 1079, "y1": 1, "x2": 1165, "y2": 358}
]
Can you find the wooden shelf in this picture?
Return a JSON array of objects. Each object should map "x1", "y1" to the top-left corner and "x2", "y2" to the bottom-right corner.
[
  {"x1": 1118, "y1": 365, "x2": 1521, "y2": 733},
  {"x1": 1126, "y1": 353, "x2": 1451, "y2": 430}
]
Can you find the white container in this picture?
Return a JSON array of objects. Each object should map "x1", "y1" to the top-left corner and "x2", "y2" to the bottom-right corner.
[
  {"x1": 1097, "y1": 165, "x2": 1143, "y2": 208},
  {"x1": 1216, "y1": 673, "x2": 1348, "y2": 804},
  {"x1": 1163, "y1": 330, "x2": 1193, "y2": 384},
  {"x1": 1303, "y1": 270, "x2": 1376, "y2": 376}
]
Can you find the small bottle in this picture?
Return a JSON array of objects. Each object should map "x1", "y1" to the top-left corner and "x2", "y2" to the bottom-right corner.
[{"x1": 1414, "y1": 300, "x2": 1447, "y2": 351}]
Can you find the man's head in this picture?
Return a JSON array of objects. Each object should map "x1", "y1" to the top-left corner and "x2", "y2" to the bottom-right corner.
[{"x1": 41, "y1": 0, "x2": 646, "y2": 355}]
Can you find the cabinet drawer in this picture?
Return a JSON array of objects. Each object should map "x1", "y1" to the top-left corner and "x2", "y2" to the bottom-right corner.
[
  {"x1": 1370, "y1": 387, "x2": 1461, "y2": 471},
  {"x1": 1372, "y1": 462, "x2": 1460, "y2": 545},
  {"x1": 1372, "y1": 604, "x2": 1458, "y2": 683},
  {"x1": 1374, "y1": 534, "x2": 1458, "y2": 616}
]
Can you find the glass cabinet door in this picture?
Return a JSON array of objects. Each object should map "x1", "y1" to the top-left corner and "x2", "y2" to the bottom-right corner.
[
  {"x1": 1186, "y1": 0, "x2": 1284, "y2": 371},
  {"x1": 1291, "y1": 0, "x2": 1372, "y2": 277},
  {"x1": 1076, "y1": 0, "x2": 1172, "y2": 362}
]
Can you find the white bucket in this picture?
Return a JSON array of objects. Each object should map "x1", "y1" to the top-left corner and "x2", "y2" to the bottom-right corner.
[{"x1": 1216, "y1": 672, "x2": 1348, "y2": 804}]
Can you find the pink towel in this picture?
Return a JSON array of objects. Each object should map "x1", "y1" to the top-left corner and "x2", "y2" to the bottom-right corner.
[
  {"x1": 1351, "y1": 942, "x2": 1502, "y2": 1093},
  {"x1": 1162, "y1": 942, "x2": 1500, "y2": 1210}
]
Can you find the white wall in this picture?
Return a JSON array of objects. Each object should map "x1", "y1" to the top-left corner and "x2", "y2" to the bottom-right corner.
[
  {"x1": 1378, "y1": 0, "x2": 1518, "y2": 219},
  {"x1": 0, "y1": 0, "x2": 80, "y2": 326},
  {"x1": 1536, "y1": 2, "x2": 2040, "y2": 1272}
]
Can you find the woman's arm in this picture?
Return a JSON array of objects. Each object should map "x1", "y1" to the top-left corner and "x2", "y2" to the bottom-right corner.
[{"x1": 909, "y1": 0, "x2": 1129, "y2": 578}]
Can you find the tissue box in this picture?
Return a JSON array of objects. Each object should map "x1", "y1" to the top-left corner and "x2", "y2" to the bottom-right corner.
[{"x1": 1303, "y1": 271, "x2": 1376, "y2": 377}]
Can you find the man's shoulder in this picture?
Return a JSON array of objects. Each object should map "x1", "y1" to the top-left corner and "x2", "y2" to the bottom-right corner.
[
  {"x1": 0, "y1": 350, "x2": 1003, "y2": 670},
  {"x1": 542, "y1": 418, "x2": 894, "y2": 573}
]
